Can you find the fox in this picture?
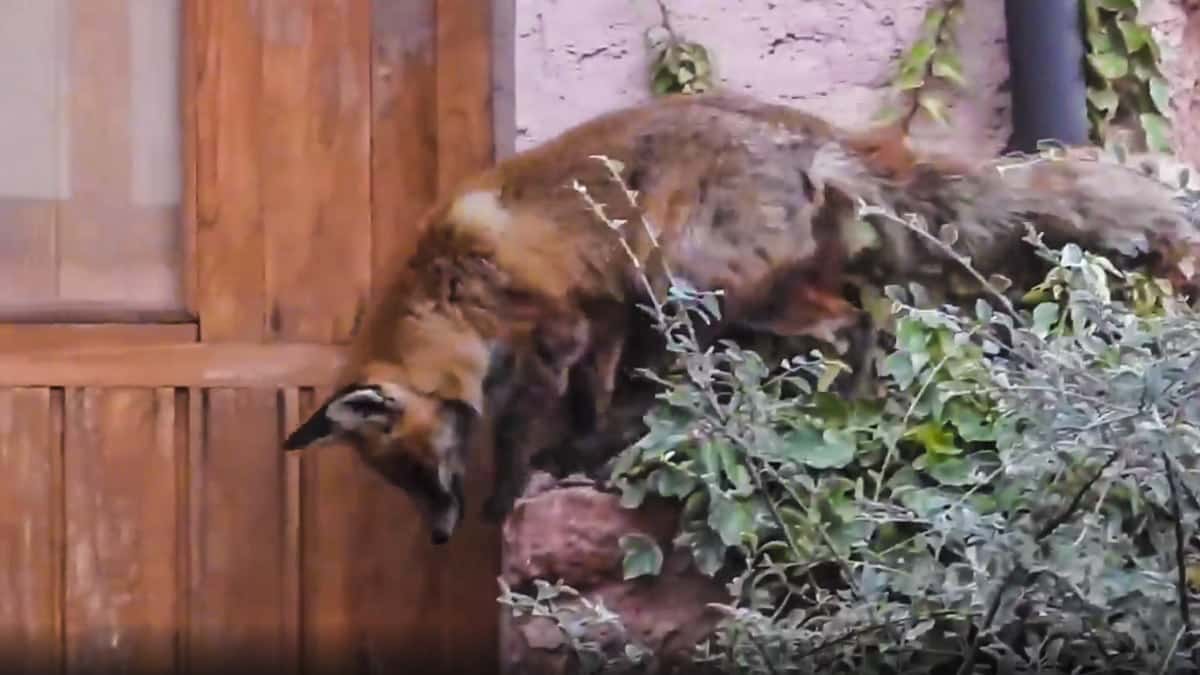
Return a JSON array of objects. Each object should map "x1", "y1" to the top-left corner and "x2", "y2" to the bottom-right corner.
[{"x1": 281, "y1": 91, "x2": 1200, "y2": 545}]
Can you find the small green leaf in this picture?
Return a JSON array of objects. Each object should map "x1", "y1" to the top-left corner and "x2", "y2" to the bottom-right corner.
[
  {"x1": 1149, "y1": 76, "x2": 1171, "y2": 114},
  {"x1": 917, "y1": 91, "x2": 949, "y2": 125},
  {"x1": 1117, "y1": 20, "x2": 1151, "y2": 53},
  {"x1": 1087, "y1": 86, "x2": 1120, "y2": 117},
  {"x1": 1088, "y1": 52, "x2": 1129, "y2": 79},
  {"x1": 902, "y1": 38, "x2": 937, "y2": 72},
  {"x1": 1033, "y1": 302, "x2": 1060, "y2": 338},
  {"x1": 778, "y1": 427, "x2": 857, "y2": 469},
  {"x1": 925, "y1": 456, "x2": 978, "y2": 486},
  {"x1": 677, "y1": 527, "x2": 726, "y2": 577},
  {"x1": 931, "y1": 50, "x2": 966, "y2": 88},
  {"x1": 650, "y1": 465, "x2": 698, "y2": 499},
  {"x1": 895, "y1": 65, "x2": 925, "y2": 91},
  {"x1": 619, "y1": 534, "x2": 664, "y2": 580},
  {"x1": 882, "y1": 352, "x2": 917, "y2": 389},
  {"x1": 905, "y1": 421, "x2": 961, "y2": 456},
  {"x1": 920, "y1": 8, "x2": 946, "y2": 35},
  {"x1": 708, "y1": 491, "x2": 756, "y2": 547},
  {"x1": 1140, "y1": 112, "x2": 1171, "y2": 152}
]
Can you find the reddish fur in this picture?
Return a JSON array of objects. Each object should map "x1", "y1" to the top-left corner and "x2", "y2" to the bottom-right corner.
[{"x1": 292, "y1": 91, "x2": 1198, "y2": 534}]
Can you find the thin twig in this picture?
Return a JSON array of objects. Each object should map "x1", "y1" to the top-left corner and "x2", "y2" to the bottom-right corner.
[
  {"x1": 1034, "y1": 449, "x2": 1122, "y2": 541},
  {"x1": 1164, "y1": 450, "x2": 1192, "y2": 633}
]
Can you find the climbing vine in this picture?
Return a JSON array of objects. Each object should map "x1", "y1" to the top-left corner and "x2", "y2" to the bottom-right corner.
[
  {"x1": 881, "y1": 0, "x2": 968, "y2": 131},
  {"x1": 1083, "y1": 0, "x2": 1173, "y2": 152},
  {"x1": 645, "y1": 0, "x2": 715, "y2": 96}
]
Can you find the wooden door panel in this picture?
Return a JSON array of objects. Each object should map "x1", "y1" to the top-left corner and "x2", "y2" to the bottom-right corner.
[
  {"x1": 63, "y1": 387, "x2": 179, "y2": 675},
  {"x1": 187, "y1": 388, "x2": 295, "y2": 674},
  {"x1": 0, "y1": 387, "x2": 61, "y2": 675},
  {"x1": 0, "y1": 0, "x2": 502, "y2": 672}
]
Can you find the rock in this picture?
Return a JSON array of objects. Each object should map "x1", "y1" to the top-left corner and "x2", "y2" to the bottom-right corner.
[{"x1": 500, "y1": 473, "x2": 729, "y2": 675}]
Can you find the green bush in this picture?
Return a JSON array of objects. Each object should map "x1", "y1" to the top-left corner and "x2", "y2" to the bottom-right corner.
[{"x1": 502, "y1": 158, "x2": 1200, "y2": 674}]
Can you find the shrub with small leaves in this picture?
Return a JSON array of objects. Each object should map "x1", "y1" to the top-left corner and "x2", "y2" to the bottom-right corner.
[
  {"x1": 498, "y1": 578, "x2": 654, "y2": 675},
  {"x1": 554, "y1": 151, "x2": 1200, "y2": 673}
]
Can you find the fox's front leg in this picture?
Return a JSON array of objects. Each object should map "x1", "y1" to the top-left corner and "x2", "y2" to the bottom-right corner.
[{"x1": 481, "y1": 406, "x2": 533, "y2": 522}]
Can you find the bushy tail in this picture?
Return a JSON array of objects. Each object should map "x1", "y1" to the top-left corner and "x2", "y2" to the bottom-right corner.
[{"x1": 808, "y1": 136, "x2": 1200, "y2": 294}]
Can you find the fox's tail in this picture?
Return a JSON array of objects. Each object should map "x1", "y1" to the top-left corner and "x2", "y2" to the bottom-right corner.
[{"x1": 808, "y1": 135, "x2": 1200, "y2": 295}]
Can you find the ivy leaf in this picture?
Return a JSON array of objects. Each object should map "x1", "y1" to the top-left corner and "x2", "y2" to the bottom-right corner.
[
  {"x1": 1088, "y1": 52, "x2": 1129, "y2": 80},
  {"x1": 931, "y1": 50, "x2": 966, "y2": 88},
  {"x1": 1117, "y1": 20, "x2": 1151, "y2": 53},
  {"x1": 895, "y1": 64, "x2": 926, "y2": 91},
  {"x1": 1087, "y1": 86, "x2": 1120, "y2": 118},
  {"x1": 902, "y1": 38, "x2": 937, "y2": 73},
  {"x1": 1149, "y1": 76, "x2": 1171, "y2": 114},
  {"x1": 1140, "y1": 112, "x2": 1171, "y2": 152},
  {"x1": 619, "y1": 534, "x2": 664, "y2": 580},
  {"x1": 1094, "y1": 0, "x2": 1138, "y2": 11},
  {"x1": 918, "y1": 91, "x2": 949, "y2": 125},
  {"x1": 946, "y1": 400, "x2": 995, "y2": 443}
]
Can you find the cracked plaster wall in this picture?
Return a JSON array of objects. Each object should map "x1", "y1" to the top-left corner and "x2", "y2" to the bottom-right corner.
[
  {"x1": 507, "y1": 0, "x2": 1013, "y2": 161},
  {"x1": 503, "y1": 0, "x2": 1199, "y2": 165}
]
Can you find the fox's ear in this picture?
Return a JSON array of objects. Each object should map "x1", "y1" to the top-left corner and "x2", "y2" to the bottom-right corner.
[{"x1": 282, "y1": 384, "x2": 404, "y2": 451}]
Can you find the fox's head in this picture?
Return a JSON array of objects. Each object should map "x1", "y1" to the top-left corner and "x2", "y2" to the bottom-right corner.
[
  {"x1": 283, "y1": 188, "x2": 596, "y2": 543},
  {"x1": 283, "y1": 367, "x2": 481, "y2": 545}
]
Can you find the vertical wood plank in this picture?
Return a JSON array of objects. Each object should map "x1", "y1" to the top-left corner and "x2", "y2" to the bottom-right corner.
[
  {"x1": 63, "y1": 387, "x2": 177, "y2": 675},
  {"x1": 260, "y1": 0, "x2": 372, "y2": 343},
  {"x1": 281, "y1": 387, "x2": 302, "y2": 675},
  {"x1": 194, "y1": 0, "x2": 267, "y2": 340},
  {"x1": 0, "y1": 388, "x2": 61, "y2": 674},
  {"x1": 299, "y1": 386, "x2": 363, "y2": 675},
  {"x1": 370, "y1": 0, "x2": 438, "y2": 291},
  {"x1": 188, "y1": 388, "x2": 285, "y2": 674},
  {"x1": 181, "y1": 0, "x2": 202, "y2": 315},
  {"x1": 435, "y1": 0, "x2": 496, "y2": 192},
  {"x1": 435, "y1": 2, "x2": 501, "y2": 673}
]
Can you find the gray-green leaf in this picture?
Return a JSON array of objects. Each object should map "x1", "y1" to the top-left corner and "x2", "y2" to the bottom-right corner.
[{"x1": 619, "y1": 533, "x2": 664, "y2": 580}]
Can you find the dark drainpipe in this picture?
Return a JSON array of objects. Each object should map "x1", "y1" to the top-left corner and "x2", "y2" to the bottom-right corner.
[{"x1": 1003, "y1": 0, "x2": 1091, "y2": 153}]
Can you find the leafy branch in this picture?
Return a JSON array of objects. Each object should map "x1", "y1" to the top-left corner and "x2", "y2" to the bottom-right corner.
[
  {"x1": 880, "y1": 0, "x2": 968, "y2": 130},
  {"x1": 645, "y1": 0, "x2": 714, "y2": 96}
]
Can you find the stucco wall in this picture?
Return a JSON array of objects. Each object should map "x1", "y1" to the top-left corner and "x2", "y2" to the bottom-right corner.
[
  {"x1": 506, "y1": 0, "x2": 1011, "y2": 160},
  {"x1": 501, "y1": 0, "x2": 1199, "y2": 165}
]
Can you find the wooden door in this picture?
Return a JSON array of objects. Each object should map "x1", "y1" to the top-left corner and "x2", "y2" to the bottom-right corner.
[{"x1": 0, "y1": 1, "x2": 500, "y2": 674}]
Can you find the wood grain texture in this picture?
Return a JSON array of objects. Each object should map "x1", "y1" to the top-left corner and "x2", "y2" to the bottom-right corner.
[
  {"x1": 193, "y1": 0, "x2": 267, "y2": 340},
  {"x1": 260, "y1": 0, "x2": 372, "y2": 343},
  {"x1": 435, "y1": 0, "x2": 496, "y2": 193},
  {"x1": 0, "y1": 342, "x2": 344, "y2": 388},
  {"x1": 370, "y1": 0, "x2": 437, "y2": 293},
  {"x1": 0, "y1": 388, "x2": 62, "y2": 674},
  {"x1": 187, "y1": 388, "x2": 287, "y2": 673},
  {"x1": 0, "y1": 323, "x2": 197, "y2": 352},
  {"x1": 434, "y1": 2, "x2": 501, "y2": 672},
  {"x1": 299, "y1": 386, "x2": 363, "y2": 675},
  {"x1": 182, "y1": 0, "x2": 201, "y2": 315},
  {"x1": 63, "y1": 387, "x2": 177, "y2": 675}
]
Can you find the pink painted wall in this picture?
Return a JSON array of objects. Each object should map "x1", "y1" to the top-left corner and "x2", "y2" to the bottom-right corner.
[{"x1": 505, "y1": 0, "x2": 1200, "y2": 166}]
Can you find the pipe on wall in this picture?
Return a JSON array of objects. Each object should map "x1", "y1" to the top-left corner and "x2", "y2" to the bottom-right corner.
[{"x1": 1003, "y1": 0, "x2": 1091, "y2": 152}]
